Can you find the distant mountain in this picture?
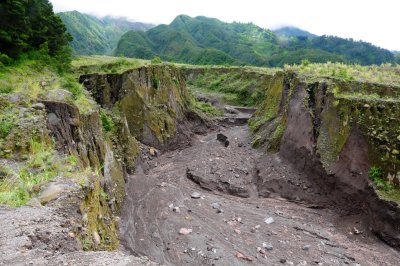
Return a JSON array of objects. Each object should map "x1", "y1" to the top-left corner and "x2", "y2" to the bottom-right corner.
[
  {"x1": 114, "y1": 15, "x2": 395, "y2": 67},
  {"x1": 58, "y1": 11, "x2": 154, "y2": 55},
  {"x1": 274, "y1": 26, "x2": 316, "y2": 38}
]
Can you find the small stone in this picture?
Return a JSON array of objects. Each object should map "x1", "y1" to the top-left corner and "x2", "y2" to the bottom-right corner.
[
  {"x1": 149, "y1": 147, "x2": 158, "y2": 156},
  {"x1": 68, "y1": 232, "x2": 75, "y2": 238},
  {"x1": 280, "y1": 259, "x2": 287, "y2": 263},
  {"x1": 235, "y1": 174, "x2": 240, "y2": 178},
  {"x1": 264, "y1": 217, "x2": 275, "y2": 224},
  {"x1": 173, "y1": 206, "x2": 180, "y2": 213},
  {"x1": 364, "y1": 104, "x2": 370, "y2": 108},
  {"x1": 263, "y1": 243, "x2": 273, "y2": 251},
  {"x1": 179, "y1": 228, "x2": 192, "y2": 235},
  {"x1": 191, "y1": 192, "x2": 201, "y2": 199},
  {"x1": 302, "y1": 245, "x2": 311, "y2": 251},
  {"x1": 234, "y1": 229, "x2": 241, "y2": 234},
  {"x1": 235, "y1": 251, "x2": 252, "y2": 261},
  {"x1": 92, "y1": 231, "x2": 101, "y2": 245},
  {"x1": 392, "y1": 149, "x2": 399, "y2": 155},
  {"x1": 31, "y1": 103, "x2": 45, "y2": 110},
  {"x1": 353, "y1": 227, "x2": 361, "y2": 235},
  {"x1": 211, "y1": 202, "x2": 221, "y2": 209},
  {"x1": 37, "y1": 183, "x2": 65, "y2": 204}
]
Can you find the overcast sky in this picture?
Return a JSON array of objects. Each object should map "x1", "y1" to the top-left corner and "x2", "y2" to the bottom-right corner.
[{"x1": 50, "y1": 0, "x2": 399, "y2": 51}]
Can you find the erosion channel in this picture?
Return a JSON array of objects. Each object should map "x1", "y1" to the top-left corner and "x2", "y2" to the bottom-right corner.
[
  {"x1": 118, "y1": 105, "x2": 399, "y2": 266},
  {"x1": 79, "y1": 65, "x2": 398, "y2": 266}
]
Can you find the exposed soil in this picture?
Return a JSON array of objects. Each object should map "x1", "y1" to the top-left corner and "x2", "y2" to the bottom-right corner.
[
  {"x1": 0, "y1": 178, "x2": 159, "y2": 266},
  {"x1": 120, "y1": 108, "x2": 400, "y2": 265}
]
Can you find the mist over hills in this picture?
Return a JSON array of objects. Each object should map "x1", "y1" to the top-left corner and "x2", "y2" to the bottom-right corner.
[
  {"x1": 58, "y1": 11, "x2": 154, "y2": 55},
  {"x1": 59, "y1": 11, "x2": 396, "y2": 66}
]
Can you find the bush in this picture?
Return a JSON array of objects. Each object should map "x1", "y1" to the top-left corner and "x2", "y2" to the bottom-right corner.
[
  {"x1": 0, "y1": 114, "x2": 15, "y2": 138},
  {"x1": 151, "y1": 56, "x2": 163, "y2": 64},
  {"x1": 0, "y1": 53, "x2": 13, "y2": 66},
  {"x1": 100, "y1": 110, "x2": 116, "y2": 133}
]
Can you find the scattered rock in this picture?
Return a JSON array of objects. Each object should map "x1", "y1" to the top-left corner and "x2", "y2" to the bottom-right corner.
[
  {"x1": 280, "y1": 258, "x2": 287, "y2": 263},
  {"x1": 211, "y1": 202, "x2": 221, "y2": 209},
  {"x1": 263, "y1": 243, "x2": 273, "y2": 251},
  {"x1": 179, "y1": 228, "x2": 192, "y2": 235},
  {"x1": 211, "y1": 202, "x2": 224, "y2": 213},
  {"x1": 217, "y1": 133, "x2": 229, "y2": 147},
  {"x1": 302, "y1": 245, "x2": 311, "y2": 251},
  {"x1": 149, "y1": 147, "x2": 158, "y2": 156},
  {"x1": 235, "y1": 251, "x2": 252, "y2": 261},
  {"x1": 353, "y1": 227, "x2": 362, "y2": 235},
  {"x1": 264, "y1": 217, "x2": 275, "y2": 224},
  {"x1": 191, "y1": 192, "x2": 201, "y2": 199},
  {"x1": 31, "y1": 103, "x2": 45, "y2": 110}
]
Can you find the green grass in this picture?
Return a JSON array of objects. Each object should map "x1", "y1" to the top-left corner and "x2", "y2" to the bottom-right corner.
[
  {"x1": 0, "y1": 112, "x2": 15, "y2": 139},
  {"x1": 100, "y1": 110, "x2": 116, "y2": 133},
  {"x1": 186, "y1": 67, "x2": 276, "y2": 106},
  {"x1": 0, "y1": 140, "x2": 78, "y2": 207},
  {"x1": 72, "y1": 56, "x2": 148, "y2": 75},
  {"x1": 368, "y1": 166, "x2": 400, "y2": 204},
  {"x1": 285, "y1": 62, "x2": 400, "y2": 87},
  {"x1": 0, "y1": 59, "x2": 96, "y2": 114},
  {"x1": 192, "y1": 99, "x2": 223, "y2": 116}
]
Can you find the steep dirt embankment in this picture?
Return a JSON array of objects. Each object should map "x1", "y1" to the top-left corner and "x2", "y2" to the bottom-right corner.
[
  {"x1": 250, "y1": 71, "x2": 400, "y2": 247},
  {"x1": 80, "y1": 65, "x2": 205, "y2": 150},
  {"x1": 0, "y1": 65, "x2": 201, "y2": 265}
]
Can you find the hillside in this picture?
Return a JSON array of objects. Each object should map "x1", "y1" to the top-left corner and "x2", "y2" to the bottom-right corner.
[
  {"x1": 58, "y1": 11, "x2": 154, "y2": 55},
  {"x1": 115, "y1": 15, "x2": 395, "y2": 67}
]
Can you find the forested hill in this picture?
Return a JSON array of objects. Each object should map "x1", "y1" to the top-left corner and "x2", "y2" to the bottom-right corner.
[
  {"x1": 115, "y1": 15, "x2": 395, "y2": 67},
  {"x1": 58, "y1": 11, "x2": 154, "y2": 55}
]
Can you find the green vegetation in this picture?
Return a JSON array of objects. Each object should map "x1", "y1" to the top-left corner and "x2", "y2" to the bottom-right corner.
[
  {"x1": 100, "y1": 110, "x2": 116, "y2": 133},
  {"x1": 0, "y1": 59, "x2": 95, "y2": 113},
  {"x1": 115, "y1": 15, "x2": 396, "y2": 67},
  {"x1": 191, "y1": 98, "x2": 223, "y2": 116},
  {"x1": 72, "y1": 56, "x2": 147, "y2": 75},
  {"x1": 0, "y1": 140, "x2": 78, "y2": 207},
  {"x1": 58, "y1": 11, "x2": 154, "y2": 55},
  {"x1": 0, "y1": 112, "x2": 15, "y2": 139},
  {"x1": 0, "y1": 0, "x2": 72, "y2": 68},
  {"x1": 368, "y1": 166, "x2": 400, "y2": 204},
  {"x1": 285, "y1": 62, "x2": 400, "y2": 87},
  {"x1": 186, "y1": 66, "x2": 277, "y2": 106}
]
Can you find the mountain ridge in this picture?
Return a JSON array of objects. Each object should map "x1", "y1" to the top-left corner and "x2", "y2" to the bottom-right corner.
[{"x1": 114, "y1": 15, "x2": 395, "y2": 67}]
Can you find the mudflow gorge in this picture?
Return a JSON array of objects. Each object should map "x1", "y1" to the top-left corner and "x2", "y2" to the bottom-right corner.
[{"x1": 1, "y1": 65, "x2": 400, "y2": 265}]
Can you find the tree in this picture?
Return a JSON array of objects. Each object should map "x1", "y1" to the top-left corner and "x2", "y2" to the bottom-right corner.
[{"x1": 0, "y1": 0, "x2": 72, "y2": 63}]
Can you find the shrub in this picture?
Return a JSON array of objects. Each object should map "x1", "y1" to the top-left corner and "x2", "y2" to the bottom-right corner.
[
  {"x1": 100, "y1": 110, "x2": 116, "y2": 133},
  {"x1": 151, "y1": 56, "x2": 163, "y2": 64}
]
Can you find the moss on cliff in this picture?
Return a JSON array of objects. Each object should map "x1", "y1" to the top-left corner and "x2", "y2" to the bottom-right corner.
[{"x1": 79, "y1": 174, "x2": 119, "y2": 251}]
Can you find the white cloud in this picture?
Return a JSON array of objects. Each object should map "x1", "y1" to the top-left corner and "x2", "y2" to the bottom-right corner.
[{"x1": 50, "y1": 0, "x2": 399, "y2": 51}]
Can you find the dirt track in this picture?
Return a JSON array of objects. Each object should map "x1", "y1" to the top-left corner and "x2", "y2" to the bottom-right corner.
[{"x1": 119, "y1": 111, "x2": 400, "y2": 265}]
